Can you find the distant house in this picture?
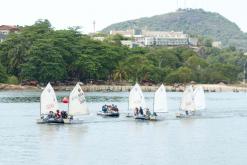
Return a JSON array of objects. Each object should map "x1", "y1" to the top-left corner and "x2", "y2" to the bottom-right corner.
[
  {"x1": 92, "y1": 36, "x2": 105, "y2": 41},
  {"x1": 120, "y1": 40, "x2": 140, "y2": 48},
  {"x1": 0, "y1": 25, "x2": 19, "y2": 42},
  {"x1": 212, "y1": 41, "x2": 222, "y2": 48}
]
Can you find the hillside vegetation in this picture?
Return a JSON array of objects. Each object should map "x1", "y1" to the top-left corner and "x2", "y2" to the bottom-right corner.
[
  {"x1": 0, "y1": 20, "x2": 246, "y2": 85},
  {"x1": 102, "y1": 9, "x2": 247, "y2": 50}
]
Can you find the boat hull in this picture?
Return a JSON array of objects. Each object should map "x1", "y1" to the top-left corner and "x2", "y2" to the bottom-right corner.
[
  {"x1": 176, "y1": 111, "x2": 201, "y2": 118},
  {"x1": 134, "y1": 115, "x2": 149, "y2": 120},
  {"x1": 176, "y1": 112, "x2": 189, "y2": 118},
  {"x1": 36, "y1": 118, "x2": 83, "y2": 124},
  {"x1": 36, "y1": 118, "x2": 64, "y2": 124},
  {"x1": 149, "y1": 115, "x2": 158, "y2": 121},
  {"x1": 97, "y1": 111, "x2": 120, "y2": 117}
]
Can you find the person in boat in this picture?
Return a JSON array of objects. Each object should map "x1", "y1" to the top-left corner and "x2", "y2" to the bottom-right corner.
[
  {"x1": 185, "y1": 110, "x2": 189, "y2": 115},
  {"x1": 139, "y1": 107, "x2": 144, "y2": 116},
  {"x1": 55, "y1": 110, "x2": 61, "y2": 119},
  {"x1": 107, "y1": 105, "x2": 112, "y2": 112},
  {"x1": 145, "y1": 108, "x2": 151, "y2": 117},
  {"x1": 115, "y1": 106, "x2": 119, "y2": 112},
  {"x1": 111, "y1": 105, "x2": 119, "y2": 112},
  {"x1": 61, "y1": 111, "x2": 68, "y2": 119},
  {"x1": 47, "y1": 111, "x2": 55, "y2": 119},
  {"x1": 134, "y1": 107, "x2": 139, "y2": 116},
  {"x1": 102, "y1": 104, "x2": 107, "y2": 113}
]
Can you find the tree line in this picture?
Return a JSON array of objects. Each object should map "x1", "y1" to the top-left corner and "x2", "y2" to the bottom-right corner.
[{"x1": 0, "y1": 20, "x2": 246, "y2": 85}]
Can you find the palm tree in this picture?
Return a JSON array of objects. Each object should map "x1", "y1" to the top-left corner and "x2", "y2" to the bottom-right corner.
[{"x1": 113, "y1": 65, "x2": 127, "y2": 82}]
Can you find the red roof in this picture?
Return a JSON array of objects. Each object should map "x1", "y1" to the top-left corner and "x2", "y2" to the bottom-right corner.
[{"x1": 0, "y1": 25, "x2": 19, "y2": 31}]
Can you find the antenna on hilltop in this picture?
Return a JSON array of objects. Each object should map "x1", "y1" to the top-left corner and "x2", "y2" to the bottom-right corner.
[{"x1": 93, "y1": 20, "x2": 96, "y2": 33}]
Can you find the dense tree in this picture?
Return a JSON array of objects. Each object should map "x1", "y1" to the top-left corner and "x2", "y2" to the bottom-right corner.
[
  {"x1": 20, "y1": 39, "x2": 67, "y2": 83},
  {"x1": 166, "y1": 67, "x2": 193, "y2": 83},
  {"x1": 0, "y1": 20, "x2": 245, "y2": 84},
  {"x1": 0, "y1": 62, "x2": 8, "y2": 83}
]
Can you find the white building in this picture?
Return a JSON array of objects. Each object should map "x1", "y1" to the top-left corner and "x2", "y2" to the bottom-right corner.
[
  {"x1": 212, "y1": 41, "x2": 222, "y2": 48},
  {"x1": 120, "y1": 40, "x2": 141, "y2": 48},
  {"x1": 92, "y1": 36, "x2": 105, "y2": 41},
  {"x1": 110, "y1": 29, "x2": 191, "y2": 47}
]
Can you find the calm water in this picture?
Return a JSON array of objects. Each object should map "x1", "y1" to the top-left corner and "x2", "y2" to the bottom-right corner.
[{"x1": 0, "y1": 91, "x2": 247, "y2": 165}]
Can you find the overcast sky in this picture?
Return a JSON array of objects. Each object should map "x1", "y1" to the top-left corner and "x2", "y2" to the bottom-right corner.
[{"x1": 1, "y1": 0, "x2": 246, "y2": 33}]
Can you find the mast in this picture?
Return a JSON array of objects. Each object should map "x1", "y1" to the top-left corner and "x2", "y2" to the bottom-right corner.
[
  {"x1": 68, "y1": 96, "x2": 70, "y2": 115},
  {"x1": 127, "y1": 90, "x2": 129, "y2": 115},
  {"x1": 152, "y1": 92, "x2": 155, "y2": 114},
  {"x1": 40, "y1": 93, "x2": 42, "y2": 116}
]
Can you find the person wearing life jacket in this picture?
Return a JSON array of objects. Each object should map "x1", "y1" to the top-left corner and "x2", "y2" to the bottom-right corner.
[
  {"x1": 55, "y1": 110, "x2": 61, "y2": 119},
  {"x1": 47, "y1": 111, "x2": 55, "y2": 119},
  {"x1": 61, "y1": 111, "x2": 68, "y2": 119},
  {"x1": 102, "y1": 104, "x2": 107, "y2": 113},
  {"x1": 185, "y1": 110, "x2": 189, "y2": 115},
  {"x1": 139, "y1": 107, "x2": 144, "y2": 116},
  {"x1": 145, "y1": 108, "x2": 151, "y2": 117},
  {"x1": 134, "y1": 107, "x2": 139, "y2": 116}
]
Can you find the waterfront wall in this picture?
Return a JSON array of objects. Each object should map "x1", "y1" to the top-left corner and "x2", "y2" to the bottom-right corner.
[{"x1": 1, "y1": 83, "x2": 247, "y2": 92}]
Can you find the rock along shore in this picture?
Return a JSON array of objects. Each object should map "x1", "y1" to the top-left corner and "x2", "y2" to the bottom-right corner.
[{"x1": 1, "y1": 83, "x2": 247, "y2": 92}]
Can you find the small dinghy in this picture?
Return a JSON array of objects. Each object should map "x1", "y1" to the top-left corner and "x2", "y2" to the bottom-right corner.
[
  {"x1": 97, "y1": 104, "x2": 120, "y2": 117},
  {"x1": 128, "y1": 83, "x2": 149, "y2": 120},
  {"x1": 36, "y1": 83, "x2": 63, "y2": 124},
  {"x1": 150, "y1": 84, "x2": 168, "y2": 121},
  {"x1": 63, "y1": 83, "x2": 90, "y2": 124},
  {"x1": 176, "y1": 85, "x2": 205, "y2": 118}
]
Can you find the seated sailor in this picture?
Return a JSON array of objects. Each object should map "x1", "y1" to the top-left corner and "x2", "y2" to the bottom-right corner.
[
  {"x1": 185, "y1": 110, "x2": 189, "y2": 115},
  {"x1": 145, "y1": 108, "x2": 151, "y2": 117},
  {"x1": 102, "y1": 104, "x2": 107, "y2": 113},
  {"x1": 134, "y1": 107, "x2": 139, "y2": 116},
  {"x1": 139, "y1": 107, "x2": 144, "y2": 116},
  {"x1": 47, "y1": 111, "x2": 55, "y2": 119},
  {"x1": 61, "y1": 111, "x2": 68, "y2": 119},
  {"x1": 111, "y1": 105, "x2": 119, "y2": 112},
  {"x1": 55, "y1": 110, "x2": 61, "y2": 119}
]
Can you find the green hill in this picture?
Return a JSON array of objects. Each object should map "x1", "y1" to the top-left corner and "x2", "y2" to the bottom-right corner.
[{"x1": 102, "y1": 9, "x2": 247, "y2": 50}]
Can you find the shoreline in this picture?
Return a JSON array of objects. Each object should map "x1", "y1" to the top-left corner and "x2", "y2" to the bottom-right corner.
[{"x1": 1, "y1": 83, "x2": 247, "y2": 92}]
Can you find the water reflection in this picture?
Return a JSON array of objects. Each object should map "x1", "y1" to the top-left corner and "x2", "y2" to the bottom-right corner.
[{"x1": 0, "y1": 96, "x2": 128, "y2": 103}]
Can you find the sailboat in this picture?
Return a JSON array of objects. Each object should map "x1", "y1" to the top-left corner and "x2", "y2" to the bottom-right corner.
[
  {"x1": 128, "y1": 83, "x2": 148, "y2": 120},
  {"x1": 63, "y1": 83, "x2": 90, "y2": 124},
  {"x1": 36, "y1": 83, "x2": 61, "y2": 123},
  {"x1": 150, "y1": 84, "x2": 168, "y2": 120},
  {"x1": 176, "y1": 85, "x2": 206, "y2": 118}
]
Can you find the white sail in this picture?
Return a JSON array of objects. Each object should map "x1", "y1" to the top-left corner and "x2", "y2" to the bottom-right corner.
[
  {"x1": 154, "y1": 84, "x2": 168, "y2": 113},
  {"x1": 69, "y1": 83, "x2": 89, "y2": 116},
  {"x1": 180, "y1": 85, "x2": 195, "y2": 111},
  {"x1": 193, "y1": 86, "x2": 206, "y2": 110},
  {"x1": 40, "y1": 83, "x2": 58, "y2": 115},
  {"x1": 129, "y1": 83, "x2": 146, "y2": 112}
]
